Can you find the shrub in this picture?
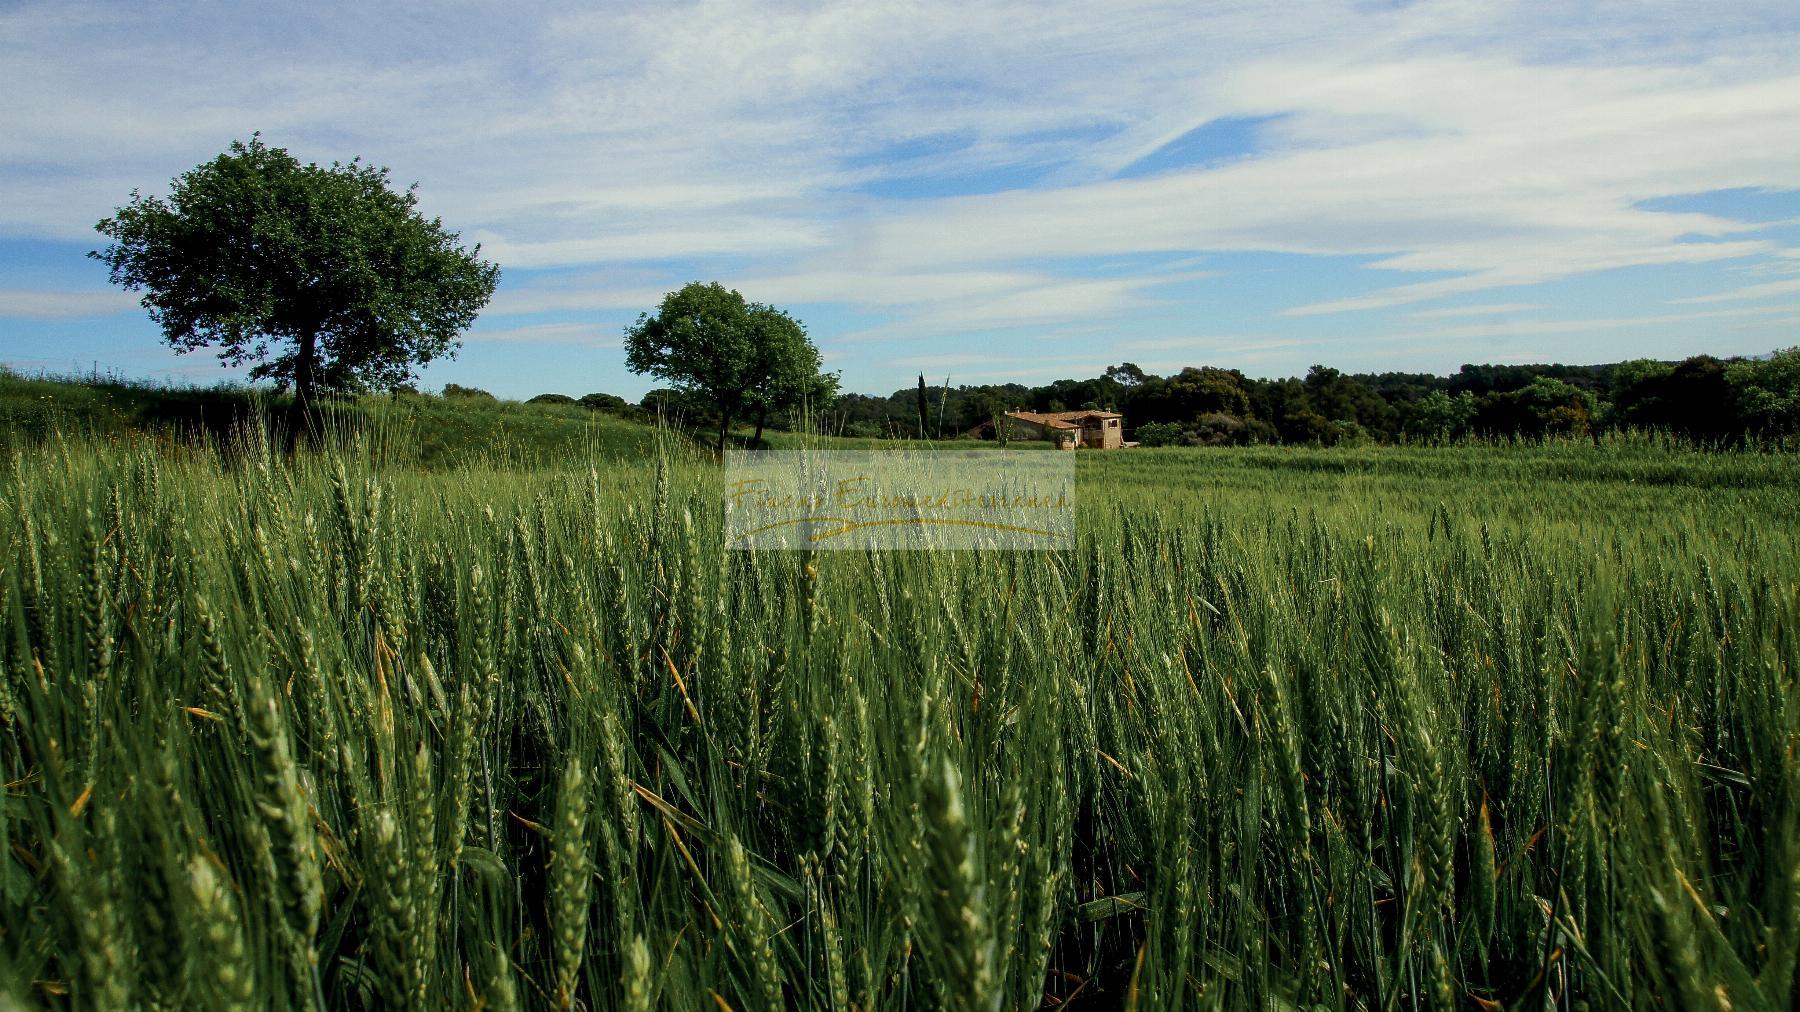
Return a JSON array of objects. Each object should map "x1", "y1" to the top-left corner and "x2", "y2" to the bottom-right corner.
[
  {"x1": 1187, "y1": 412, "x2": 1248, "y2": 446},
  {"x1": 1133, "y1": 420, "x2": 1185, "y2": 447},
  {"x1": 579, "y1": 393, "x2": 630, "y2": 413}
]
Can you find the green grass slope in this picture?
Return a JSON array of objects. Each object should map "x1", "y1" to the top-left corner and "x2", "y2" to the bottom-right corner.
[
  {"x1": 0, "y1": 370, "x2": 1009, "y2": 465},
  {"x1": 0, "y1": 370, "x2": 665, "y2": 467}
]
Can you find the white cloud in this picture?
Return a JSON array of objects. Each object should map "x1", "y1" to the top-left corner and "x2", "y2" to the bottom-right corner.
[
  {"x1": 1732, "y1": 315, "x2": 1800, "y2": 331},
  {"x1": 853, "y1": 55, "x2": 1800, "y2": 315},
  {"x1": 891, "y1": 356, "x2": 1117, "y2": 384},
  {"x1": 484, "y1": 281, "x2": 674, "y2": 317},
  {"x1": 3, "y1": 0, "x2": 1800, "y2": 362},
  {"x1": 1400, "y1": 303, "x2": 1800, "y2": 342},
  {"x1": 1407, "y1": 303, "x2": 1546, "y2": 319},
  {"x1": 1671, "y1": 277, "x2": 1800, "y2": 304},
  {"x1": 1117, "y1": 334, "x2": 1314, "y2": 354},
  {"x1": 463, "y1": 322, "x2": 620, "y2": 347},
  {"x1": 0, "y1": 287, "x2": 140, "y2": 319},
  {"x1": 822, "y1": 266, "x2": 1217, "y2": 343},
  {"x1": 884, "y1": 352, "x2": 1023, "y2": 371},
  {"x1": 470, "y1": 221, "x2": 836, "y2": 270}
]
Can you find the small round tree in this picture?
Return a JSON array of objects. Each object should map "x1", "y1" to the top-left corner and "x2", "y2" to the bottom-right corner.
[
  {"x1": 91, "y1": 135, "x2": 500, "y2": 415},
  {"x1": 624, "y1": 282, "x2": 834, "y2": 451}
]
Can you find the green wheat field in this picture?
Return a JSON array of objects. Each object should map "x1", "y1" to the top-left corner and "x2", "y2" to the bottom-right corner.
[{"x1": 2, "y1": 428, "x2": 1797, "y2": 1010}]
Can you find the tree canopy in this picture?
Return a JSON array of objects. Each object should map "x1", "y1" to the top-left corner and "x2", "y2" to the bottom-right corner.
[
  {"x1": 624, "y1": 282, "x2": 836, "y2": 450},
  {"x1": 1728, "y1": 348, "x2": 1800, "y2": 435},
  {"x1": 91, "y1": 135, "x2": 499, "y2": 412},
  {"x1": 743, "y1": 304, "x2": 837, "y2": 444}
]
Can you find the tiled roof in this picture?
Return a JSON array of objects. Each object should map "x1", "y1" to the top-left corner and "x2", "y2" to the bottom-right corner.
[
  {"x1": 1005, "y1": 409, "x2": 1121, "y2": 428},
  {"x1": 1004, "y1": 410, "x2": 1080, "y2": 429}
]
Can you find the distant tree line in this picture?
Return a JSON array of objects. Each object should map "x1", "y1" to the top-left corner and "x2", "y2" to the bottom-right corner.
[{"x1": 811, "y1": 350, "x2": 1800, "y2": 446}]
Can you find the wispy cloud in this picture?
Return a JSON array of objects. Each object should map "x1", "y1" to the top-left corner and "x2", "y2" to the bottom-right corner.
[
  {"x1": 1399, "y1": 303, "x2": 1800, "y2": 343},
  {"x1": 0, "y1": 288, "x2": 140, "y2": 319},
  {"x1": 829, "y1": 268, "x2": 1216, "y2": 343},
  {"x1": 1117, "y1": 334, "x2": 1314, "y2": 354},
  {"x1": 1671, "y1": 277, "x2": 1800, "y2": 304},
  {"x1": 1406, "y1": 303, "x2": 1545, "y2": 319},
  {"x1": 464, "y1": 322, "x2": 621, "y2": 347},
  {"x1": 883, "y1": 352, "x2": 1024, "y2": 371},
  {"x1": 484, "y1": 282, "x2": 672, "y2": 317},
  {"x1": 3, "y1": 1, "x2": 1799, "y2": 391}
]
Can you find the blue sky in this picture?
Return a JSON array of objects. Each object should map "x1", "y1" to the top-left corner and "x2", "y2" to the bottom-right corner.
[{"x1": 3, "y1": 0, "x2": 1799, "y2": 399}]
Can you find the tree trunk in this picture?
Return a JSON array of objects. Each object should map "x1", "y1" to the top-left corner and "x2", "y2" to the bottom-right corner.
[
  {"x1": 753, "y1": 406, "x2": 768, "y2": 447},
  {"x1": 717, "y1": 411, "x2": 732, "y2": 453},
  {"x1": 295, "y1": 327, "x2": 318, "y2": 414},
  {"x1": 289, "y1": 327, "x2": 319, "y2": 451}
]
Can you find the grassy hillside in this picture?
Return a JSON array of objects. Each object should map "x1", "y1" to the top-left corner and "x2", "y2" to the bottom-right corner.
[
  {"x1": 0, "y1": 371, "x2": 1016, "y2": 464},
  {"x1": 0, "y1": 370, "x2": 665, "y2": 466}
]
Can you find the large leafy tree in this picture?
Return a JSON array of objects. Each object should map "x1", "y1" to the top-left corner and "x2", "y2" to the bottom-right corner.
[
  {"x1": 91, "y1": 135, "x2": 499, "y2": 413},
  {"x1": 624, "y1": 282, "x2": 833, "y2": 450}
]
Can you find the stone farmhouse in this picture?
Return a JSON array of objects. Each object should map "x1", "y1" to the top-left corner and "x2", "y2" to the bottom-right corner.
[{"x1": 999, "y1": 408, "x2": 1129, "y2": 449}]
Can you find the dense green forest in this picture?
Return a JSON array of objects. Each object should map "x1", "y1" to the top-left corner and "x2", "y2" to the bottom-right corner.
[{"x1": 810, "y1": 349, "x2": 1800, "y2": 446}]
